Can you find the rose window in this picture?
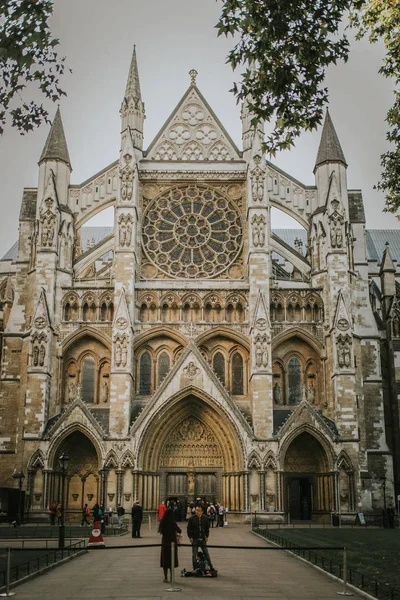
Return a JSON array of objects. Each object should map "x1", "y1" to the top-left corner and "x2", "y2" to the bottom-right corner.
[{"x1": 142, "y1": 185, "x2": 243, "y2": 279}]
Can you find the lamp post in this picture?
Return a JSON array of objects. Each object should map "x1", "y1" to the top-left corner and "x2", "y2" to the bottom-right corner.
[
  {"x1": 58, "y1": 450, "x2": 69, "y2": 550},
  {"x1": 12, "y1": 472, "x2": 25, "y2": 526}
]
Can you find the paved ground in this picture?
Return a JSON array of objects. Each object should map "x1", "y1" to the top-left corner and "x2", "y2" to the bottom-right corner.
[{"x1": 11, "y1": 523, "x2": 362, "y2": 599}]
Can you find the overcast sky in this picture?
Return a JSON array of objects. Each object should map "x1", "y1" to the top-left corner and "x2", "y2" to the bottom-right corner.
[{"x1": 0, "y1": 0, "x2": 398, "y2": 257}]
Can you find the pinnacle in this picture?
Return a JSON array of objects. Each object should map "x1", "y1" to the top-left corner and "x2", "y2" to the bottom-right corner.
[
  {"x1": 39, "y1": 107, "x2": 71, "y2": 167},
  {"x1": 314, "y1": 109, "x2": 346, "y2": 171},
  {"x1": 125, "y1": 45, "x2": 141, "y2": 101}
]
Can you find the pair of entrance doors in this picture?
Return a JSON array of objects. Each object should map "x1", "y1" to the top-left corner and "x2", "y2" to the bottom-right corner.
[{"x1": 167, "y1": 472, "x2": 217, "y2": 503}]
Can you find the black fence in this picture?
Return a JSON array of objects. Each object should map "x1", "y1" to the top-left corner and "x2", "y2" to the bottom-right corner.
[
  {"x1": 254, "y1": 526, "x2": 400, "y2": 600},
  {"x1": 0, "y1": 539, "x2": 86, "y2": 592},
  {"x1": 0, "y1": 524, "x2": 128, "y2": 539}
]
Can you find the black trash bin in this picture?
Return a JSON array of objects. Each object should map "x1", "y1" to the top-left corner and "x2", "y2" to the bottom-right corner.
[{"x1": 332, "y1": 514, "x2": 339, "y2": 526}]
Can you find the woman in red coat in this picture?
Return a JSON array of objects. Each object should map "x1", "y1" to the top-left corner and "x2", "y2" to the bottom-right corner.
[{"x1": 159, "y1": 507, "x2": 182, "y2": 583}]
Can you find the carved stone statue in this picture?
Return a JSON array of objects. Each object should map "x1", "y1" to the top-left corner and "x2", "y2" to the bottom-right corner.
[
  {"x1": 125, "y1": 221, "x2": 132, "y2": 246},
  {"x1": 273, "y1": 382, "x2": 281, "y2": 404},
  {"x1": 102, "y1": 380, "x2": 109, "y2": 403},
  {"x1": 119, "y1": 223, "x2": 127, "y2": 247},
  {"x1": 255, "y1": 338, "x2": 263, "y2": 368},
  {"x1": 302, "y1": 384, "x2": 308, "y2": 401},
  {"x1": 308, "y1": 382, "x2": 315, "y2": 404},
  {"x1": 335, "y1": 226, "x2": 343, "y2": 248},
  {"x1": 187, "y1": 470, "x2": 195, "y2": 496},
  {"x1": 121, "y1": 169, "x2": 133, "y2": 202},
  {"x1": 344, "y1": 339, "x2": 351, "y2": 368},
  {"x1": 76, "y1": 383, "x2": 82, "y2": 401},
  {"x1": 115, "y1": 342, "x2": 122, "y2": 367},
  {"x1": 251, "y1": 215, "x2": 266, "y2": 248},
  {"x1": 262, "y1": 339, "x2": 268, "y2": 367},
  {"x1": 68, "y1": 381, "x2": 76, "y2": 403},
  {"x1": 33, "y1": 346, "x2": 39, "y2": 367},
  {"x1": 39, "y1": 344, "x2": 46, "y2": 367},
  {"x1": 121, "y1": 339, "x2": 128, "y2": 368},
  {"x1": 252, "y1": 174, "x2": 264, "y2": 203}
]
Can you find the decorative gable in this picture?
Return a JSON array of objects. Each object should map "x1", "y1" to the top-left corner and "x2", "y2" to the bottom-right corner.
[{"x1": 146, "y1": 81, "x2": 241, "y2": 162}]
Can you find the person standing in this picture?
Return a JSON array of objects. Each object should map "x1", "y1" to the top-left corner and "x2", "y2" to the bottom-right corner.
[
  {"x1": 81, "y1": 503, "x2": 91, "y2": 526},
  {"x1": 158, "y1": 500, "x2": 167, "y2": 521},
  {"x1": 207, "y1": 503, "x2": 216, "y2": 528},
  {"x1": 49, "y1": 501, "x2": 57, "y2": 525},
  {"x1": 159, "y1": 507, "x2": 182, "y2": 583},
  {"x1": 131, "y1": 500, "x2": 143, "y2": 538},
  {"x1": 117, "y1": 504, "x2": 125, "y2": 528},
  {"x1": 187, "y1": 504, "x2": 214, "y2": 571}
]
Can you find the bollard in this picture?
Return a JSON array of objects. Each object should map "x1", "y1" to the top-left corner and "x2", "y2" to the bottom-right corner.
[
  {"x1": 165, "y1": 541, "x2": 181, "y2": 592},
  {"x1": 337, "y1": 547, "x2": 353, "y2": 596},
  {"x1": 148, "y1": 514, "x2": 151, "y2": 532},
  {"x1": 0, "y1": 547, "x2": 16, "y2": 597}
]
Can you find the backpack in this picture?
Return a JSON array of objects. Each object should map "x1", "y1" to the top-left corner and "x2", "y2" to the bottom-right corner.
[
  {"x1": 209, "y1": 507, "x2": 215, "y2": 518},
  {"x1": 98, "y1": 508, "x2": 103, "y2": 517},
  {"x1": 85, "y1": 506, "x2": 91, "y2": 515},
  {"x1": 121, "y1": 507, "x2": 125, "y2": 515}
]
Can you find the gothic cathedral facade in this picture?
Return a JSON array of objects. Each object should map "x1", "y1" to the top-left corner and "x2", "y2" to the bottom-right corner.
[{"x1": 0, "y1": 48, "x2": 399, "y2": 522}]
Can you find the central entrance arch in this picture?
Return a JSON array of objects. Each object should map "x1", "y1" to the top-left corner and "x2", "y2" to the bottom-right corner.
[
  {"x1": 138, "y1": 392, "x2": 245, "y2": 511},
  {"x1": 283, "y1": 431, "x2": 334, "y2": 521}
]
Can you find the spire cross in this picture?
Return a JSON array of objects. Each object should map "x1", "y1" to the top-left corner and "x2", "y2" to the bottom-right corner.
[{"x1": 189, "y1": 69, "x2": 198, "y2": 86}]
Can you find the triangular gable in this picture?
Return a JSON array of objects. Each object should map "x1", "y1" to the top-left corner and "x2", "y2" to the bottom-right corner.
[
  {"x1": 250, "y1": 290, "x2": 271, "y2": 333},
  {"x1": 42, "y1": 170, "x2": 59, "y2": 209},
  {"x1": 131, "y1": 340, "x2": 252, "y2": 438},
  {"x1": 113, "y1": 288, "x2": 133, "y2": 332},
  {"x1": 145, "y1": 84, "x2": 241, "y2": 162},
  {"x1": 32, "y1": 288, "x2": 52, "y2": 330},
  {"x1": 332, "y1": 289, "x2": 353, "y2": 333},
  {"x1": 43, "y1": 399, "x2": 107, "y2": 441},
  {"x1": 276, "y1": 400, "x2": 337, "y2": 441}
]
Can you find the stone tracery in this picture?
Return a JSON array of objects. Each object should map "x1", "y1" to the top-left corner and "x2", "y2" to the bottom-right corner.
[{"x1": 142, "y1": 185, "x2": 243, "y2": 279}]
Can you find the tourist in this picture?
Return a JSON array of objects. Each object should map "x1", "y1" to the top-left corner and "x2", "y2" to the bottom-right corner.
[
  {"x1": 81, "y1": 503, "x2": 91, "y2": 526},
  {"x1": 187, "y1": 504, "x2": 214, "y2": 571},
  {"x1": 159, "y1": 507, "x2": 182, "y2": 583},
  {"x1": 131, "y1": 500, "x2": 143, "y2": 538},
  {"x1": 217, "y1": 502, "x2": 225, "y2": 528},
  {"x1": 207, "y1": 503, "x2": 216, "y2": 528},
  {"x1": 181, "y1": 551, "x2": 212, "y2": 577},
  {"x1": 117, "y1": 503, "x2": 125, "y2": 528},
  {"x1": 157, "y1": 500, "x2": 167, "y2": 521},
  {"x1": 49, "y1": 500, "x2": 57, "y2": 525}
]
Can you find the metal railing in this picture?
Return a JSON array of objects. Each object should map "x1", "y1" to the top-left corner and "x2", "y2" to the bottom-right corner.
[
  {"x1": 254, "y1": 526, "x2": 400, "y2": 600},
  {"x1": 0, "y1": 539, "x2": 86, "y2": 594}
]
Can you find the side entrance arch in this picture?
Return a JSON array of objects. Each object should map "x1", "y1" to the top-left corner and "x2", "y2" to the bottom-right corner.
[{"x1": 283, "y1": 432, "x2": 334, "y2": 521}]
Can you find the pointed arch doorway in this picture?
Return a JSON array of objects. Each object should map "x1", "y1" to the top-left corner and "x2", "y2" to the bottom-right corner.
[
  {"x1": 138, "y1": 393, "x2": 245, "y2": 513},
  {"x1": 283, "y1": 432, "x2": 334, "y2": 521},
  {"x1": 49, "y1": 431, "x2": 101, "y2": 515}
]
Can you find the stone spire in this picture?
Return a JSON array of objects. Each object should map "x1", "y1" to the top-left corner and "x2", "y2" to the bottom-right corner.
[
  {"x1": 125, "y1": 45, "x2": 141, "y2": 102},
  {"x1": 241, "y1": 64, "x2": 264, "y2": 160},
  {"x1": 314, "y1": 109, "x2": 347, "y2": 171},
  {"x1": 121, "y1": 45, "x2": 145, "y2": 149},
  {"x1": 39, "y1": 107, "x2": 71, "y2": 168},
  {"x1": 380, "y1": 243, "x2": 396, "y2": 314}
]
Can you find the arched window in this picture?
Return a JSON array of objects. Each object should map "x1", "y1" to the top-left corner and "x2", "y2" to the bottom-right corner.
[
  {"x1": 288, "y1": 357, "x2": 301, "y2": 404},
  {"x1": 83, "y1": 303, "x2": 89, "y2": 321},
  {"x1": 232, "y1": 353, "x2": 244, "y2": 395},
  {"x1": 82, "y1": 356, "x2": 95, "y2": 403},
  {"x1": 226, "y1": 304, "x2": 234, "y2": 322},
  {"x1": 108, "y1": 303, "x2": 114, "y2": 321},
  {"x1": 158, "y1": 352, "x2": 170, "y2": 385},
  {"x1": 213, "y1": 352, "x2": 225, "y2": 385},
  {"x1": 100, "y1": 303, "x2": 107, "y2": 321},
  {"x1": 64, "y1": 303, "x2": 71, "y2": 321},
  {"x1": 236, "y1": 304, "x2": 244, "y2": 322},
  {"x1": 139, "y1": 352, "x2": 152, "y2": 395},
  {"x1": 161, "y1": 304, "x2": 169, "y2": 322},
  {"x1": 140, "y1": 304, "x2": 147, "y2": 322}
]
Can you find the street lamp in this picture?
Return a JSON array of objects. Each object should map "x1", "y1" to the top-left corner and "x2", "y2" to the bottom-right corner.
[
  {"x1": 58, "y1": 450, "x2": 69, "y2": 549},
  {"x1": 12, "y1": 472, "x2": 25, "y2": 526}
]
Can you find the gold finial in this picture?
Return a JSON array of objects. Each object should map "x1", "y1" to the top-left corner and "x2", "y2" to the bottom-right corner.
[{"x1": 189, "y1": 69, "x2": 198, "y2": 86}]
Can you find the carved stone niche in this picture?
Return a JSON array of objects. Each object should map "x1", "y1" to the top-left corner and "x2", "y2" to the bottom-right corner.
[
  {"x1": 124, "y1": 493, "x2": 131, "y2": 502},
  {"x1": 87, "y1": 494, "x2": 94, "y2": 501},
  {"x1": 72, "y1": 494, "x2": 79, "y2": 502},
  {"x1": 108, "y1": 493, "x2": 115, "y2": 501},
  {"x1": 34, "y1": 493, "x2": 42, "y2": 502}
]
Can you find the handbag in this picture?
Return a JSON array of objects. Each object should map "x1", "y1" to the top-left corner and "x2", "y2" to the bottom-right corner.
[{"x1": 176, "y1": 532, "x2": 183, "y2": 545}]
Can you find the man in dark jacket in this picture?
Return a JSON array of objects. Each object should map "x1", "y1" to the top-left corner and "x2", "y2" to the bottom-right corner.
[
  {"x1": 187, "y1": 504, "x2": 213, "y2": 570},
  {"x1": 131, "y1": 500, "x2": 143, "y2": 538}
]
